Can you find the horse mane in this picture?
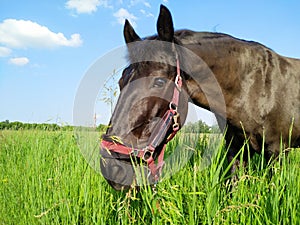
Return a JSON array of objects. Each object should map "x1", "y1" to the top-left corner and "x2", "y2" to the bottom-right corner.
[{"x1": 173, "y1": 29, "x2": 273, "y2": 52}]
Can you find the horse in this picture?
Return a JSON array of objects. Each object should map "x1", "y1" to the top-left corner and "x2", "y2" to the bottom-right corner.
[{"x1": 100, "y1": 5, "x2": 300, "y2": 190}]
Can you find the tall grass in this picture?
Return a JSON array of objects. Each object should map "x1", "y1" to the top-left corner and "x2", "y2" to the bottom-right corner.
[{"x1": 0, "y1": 129, "x2": 299, "y2": 224}]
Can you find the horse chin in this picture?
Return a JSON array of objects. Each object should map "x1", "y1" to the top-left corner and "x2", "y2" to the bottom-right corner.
[
  {"x1": 100, "y1": 155, "x2": 134, "y2": 191},
  {"x1": 100, "y1": 149, "x2": 155, "y2": 191},
  {"x1": 106, "y1": 180, "x2": 131, "y2": 191}
]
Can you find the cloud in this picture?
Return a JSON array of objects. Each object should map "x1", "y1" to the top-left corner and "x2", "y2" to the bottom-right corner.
[
  {"x1": 140, "y1": 9, "x2": 154, "y2": 18},
  {"x1": 129, "y1": 0, "x2": 150, "y2": 7},
  {"x1": 9, "y1": 57, "x2": 29, "y2": 66},
  {"x1": 0, "y1": 46, "x2": 12, "y2": 57},
  {"x1": 65, "y1": 0, "x2": 111, "y2": 14},
  {"x1": 0, "y1": 19, "x2": 82, "y2": 49},
  {"x1": 114, "y1": 8, "x2": 137, "y2": 27},
  {"x1": 163, "y1": 0, "x2": 168, "y2": 3},
  {"x1": 143, "y1": 2, "x2": 151, "y2": 8}
]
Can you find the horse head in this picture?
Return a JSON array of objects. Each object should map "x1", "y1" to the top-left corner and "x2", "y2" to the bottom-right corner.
[{"x1": 100, "y1": 5, "x2": 189, "y2": 190}]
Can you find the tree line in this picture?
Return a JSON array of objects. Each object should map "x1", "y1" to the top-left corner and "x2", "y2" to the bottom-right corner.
[
  {"x1": 0, "y1": 120, "x2": 108, "y2": 132},
  {"x1": 0, "y1": 120, "x2": 72, "y2": 131},
  {"x1": 0, "y1": 120, "x2": 219, "y2": 133}
]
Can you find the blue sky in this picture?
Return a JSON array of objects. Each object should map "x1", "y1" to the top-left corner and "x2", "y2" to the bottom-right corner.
[{"x1": 1, "y1": 0, "x2": 299, "y2": 125}]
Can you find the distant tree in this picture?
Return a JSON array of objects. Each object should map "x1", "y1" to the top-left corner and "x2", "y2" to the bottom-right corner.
[
  {"x1": 0, "y1": 120, "x2": 9, "y2": 130},
  {"x1": 210, "y1": 124, "x2": 221, "y2": 133},
  {"x1": 62, "y1": 125, "x2": 74, "y2": 131},
  {"x1": 10, "y1": 121, "x2": 23, "y2": 130},
  {"x1": 96, "y1": 124, "x2": 107, "y2": 132},
  {"x1": 182, "y1": 120, "x2": 215, "y2": 133}
]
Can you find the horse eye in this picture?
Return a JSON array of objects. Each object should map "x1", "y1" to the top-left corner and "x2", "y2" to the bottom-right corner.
[{"x1": 153, "y1": 78, "x2": 166, "y2": 88}]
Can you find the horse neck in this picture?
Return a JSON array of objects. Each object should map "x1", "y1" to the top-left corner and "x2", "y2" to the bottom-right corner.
[
  {"x1": 179, "y1": 34, "x2": 262, "y2": 116},
  {"x1": 179, "y1": 33, "x2": 300, "y2": 122}
]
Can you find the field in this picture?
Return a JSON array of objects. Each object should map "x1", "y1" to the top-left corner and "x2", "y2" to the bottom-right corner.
[{"x1": 0, "y1": 129, "x2": 299, "y2": 224}]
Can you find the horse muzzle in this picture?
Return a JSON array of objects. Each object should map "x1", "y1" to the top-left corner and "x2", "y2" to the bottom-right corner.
[
  {"x1": 100, "y1": 135, "x2": 165, "y2": 190},
  {"x1": 100, "y1": 149, "x2": 135, "y2": 190}
]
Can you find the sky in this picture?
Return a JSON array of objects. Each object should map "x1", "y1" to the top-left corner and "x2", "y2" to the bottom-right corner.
[{"x1": 0, "y1": 0, "x2": 300, "y2": 126}]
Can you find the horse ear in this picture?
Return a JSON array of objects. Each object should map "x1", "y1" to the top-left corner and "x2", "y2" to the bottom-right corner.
[
  {"x1": 123, "y1": 19, "x2": 141, "y2": 44},
  {"x1": 157, "y1": 5, "x2": 174, "y2": 42}
]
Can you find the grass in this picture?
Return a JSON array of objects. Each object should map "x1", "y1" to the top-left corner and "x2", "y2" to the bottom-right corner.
[{"x1": 0, "y1": 129, "x2": 299, "y2": 224}]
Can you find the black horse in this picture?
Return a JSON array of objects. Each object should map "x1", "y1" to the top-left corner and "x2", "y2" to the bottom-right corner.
[{"x1": 101, "y1": 5, "x2": 300, "y2": 190}]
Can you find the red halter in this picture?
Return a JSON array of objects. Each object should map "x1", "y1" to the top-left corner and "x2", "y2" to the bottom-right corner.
[{"x1": 101, "y1": 59, "x2": 182, "y2": 183}]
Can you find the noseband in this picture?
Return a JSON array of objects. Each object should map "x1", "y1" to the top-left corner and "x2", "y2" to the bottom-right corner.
[{"x1": 101, "y1": 58, "x2": 182, "y2": 184}]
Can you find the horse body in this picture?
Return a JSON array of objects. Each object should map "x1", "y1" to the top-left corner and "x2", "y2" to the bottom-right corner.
[
  {"x1": 100, "y1": 5, "x2": 300, "y2": 190},
  {"x1": 174, "y1": 29, "x2": 300, "y2": 161}
]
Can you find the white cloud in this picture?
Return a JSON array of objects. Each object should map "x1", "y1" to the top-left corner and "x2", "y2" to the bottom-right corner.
[
  {"x1": 114, "y1": 8, "x2": 137, "y2": 27},
  {"x1": 0, "y1": 19, "x2": 82, "y2": 49},
  {"x1": 9, "y1": 57, "x2": 29, "y2": 66},
  {"x1": 144, "y1": 2, "x2": 151, "y2": 8},
  {"x1": 98, "y1": 0, "x2": 112, "y2": 8},
  {"x1": 163, "y1": 0, "x2": 168, "y2": 3},
  {"x1": 65, "y1": 0, "x2": 111, "y2": 14},
  {"x1": 129, "y1": 0, "x2": 150, "y2": 7},
  {"x1": 0, "y1": 46, "x2": 12, "y2": 57},
  {"x1": 140, "y1": 9, "x2": 154, "y2": 18}
]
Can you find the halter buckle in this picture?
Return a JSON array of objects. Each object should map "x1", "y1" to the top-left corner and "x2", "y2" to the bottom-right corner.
[
  {"x1": 142, "y1": 148, "x2": 154, "y2": 161},
  {"x1": 172, "y1": 111, "x2": 180, "y2": 131},
  {"x1": 169, "y1": 102, "x2": 178, "y2": 112}
]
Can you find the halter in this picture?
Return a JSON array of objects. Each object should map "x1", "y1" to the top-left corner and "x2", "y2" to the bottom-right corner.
[{"x1": 101, "y1": 58, "x2": 182, "y2": 183}]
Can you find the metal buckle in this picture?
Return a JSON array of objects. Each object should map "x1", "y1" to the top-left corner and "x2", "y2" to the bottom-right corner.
[
  {"x1": 142, "y1": 149, "x2": 153, "y2": 161},
  {"x1": 169, "y1": 102, "x2": 178, "y2": 111},
  {"x1": 172, "y1": 111, "x2": 179, "y2": 130},
  {"x1": 172, "y1": 123, "x2": 179, "y2": 131}
]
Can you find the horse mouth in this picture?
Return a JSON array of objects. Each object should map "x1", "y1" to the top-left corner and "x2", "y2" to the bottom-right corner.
[
  {"x1": 100, "y1": 153, "x2": 156, "y2": 190},
  {"x1": 100, "y1": 135, "x2": 155, "y2": 190},
  {"x1": 100, "y1": 153, "x2": 134, "y2": 190}
]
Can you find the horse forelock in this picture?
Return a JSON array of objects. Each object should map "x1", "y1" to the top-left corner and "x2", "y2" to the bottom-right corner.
[
  {"x1": 126, "y1": 37, "x2": 179, "y2": 63},
  {"x1": 123, "y1": 37, "x2": 182, "y2": 87}
]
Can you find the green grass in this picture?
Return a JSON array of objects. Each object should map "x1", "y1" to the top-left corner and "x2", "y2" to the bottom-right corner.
[{"x1": 0, "y1": 129, "x2": 299, "y2": 224}]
